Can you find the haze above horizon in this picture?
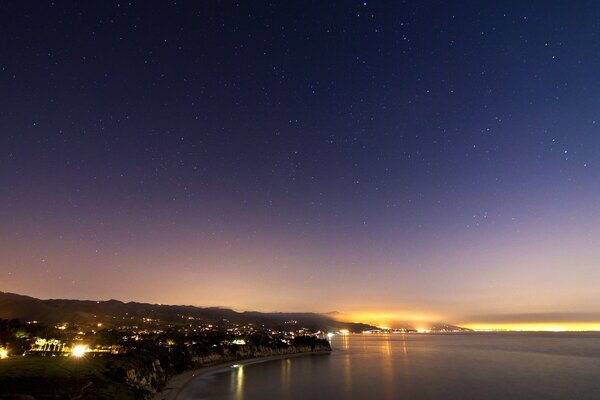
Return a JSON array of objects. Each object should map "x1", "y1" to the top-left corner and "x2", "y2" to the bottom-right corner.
[{"x1": 2, "y1": 1, "x2": 600, "y2": 329}]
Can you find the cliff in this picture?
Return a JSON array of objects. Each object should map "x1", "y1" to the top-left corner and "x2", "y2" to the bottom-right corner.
[
  {"x1": 191, "y1": 342, "x2": 331, "y2": 366},
  {"x1": 121, "y1": 340, "x2": 332, "y2": 398},
  {"x1": 116, "y1": 338, "x2": 331, "y2": 398}
]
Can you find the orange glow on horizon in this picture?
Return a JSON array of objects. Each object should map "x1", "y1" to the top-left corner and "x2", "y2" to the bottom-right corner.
[
  {"x1": 336, "y1": 311, "x2": 600, "y2": 332},
  {"x1": 339, "y1": 311, "x2": 439, "y2": 329},
  {"x1": 462, "y1": 322, "x2": 600, "y2": 332}
]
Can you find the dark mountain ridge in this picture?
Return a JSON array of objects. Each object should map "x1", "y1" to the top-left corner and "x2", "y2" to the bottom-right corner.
[{"x1": 0, "y1": 291, "x2": 375, "y2": 332}]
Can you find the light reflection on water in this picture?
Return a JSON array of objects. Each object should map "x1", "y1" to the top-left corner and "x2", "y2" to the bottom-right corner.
[
  {"x1": 342, "y1": 349, "x2": 352, "y2": 398},
  {"x1": 340, "y1": 333, "x2": 350, "y2": 350},
  {"x1": 280, "y1": 358, "x2": 290, "y2": 396},
  {"x1": 380, "y1": 335, "x2": 393, "y2": 399},
  {"x1": 178, "y1": 333, "x2": 600, "y2": 400},
  {"x1": 235, "y1": 366, "x2": 243, "y2": 400}
]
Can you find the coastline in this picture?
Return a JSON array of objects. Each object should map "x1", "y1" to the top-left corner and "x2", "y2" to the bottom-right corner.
[{"x1": 153, "y1": 350, "x2": 332, "y2": 400}]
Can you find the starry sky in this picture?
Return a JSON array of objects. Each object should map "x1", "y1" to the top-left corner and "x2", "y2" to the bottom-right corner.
[{"x1": 2, "y1": 1, "x2": 600, "y2": 329}]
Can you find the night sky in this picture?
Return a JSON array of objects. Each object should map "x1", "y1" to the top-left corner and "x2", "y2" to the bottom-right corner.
[{"x1": 2, "y1": 1, "x2": 600, "y2": 329}]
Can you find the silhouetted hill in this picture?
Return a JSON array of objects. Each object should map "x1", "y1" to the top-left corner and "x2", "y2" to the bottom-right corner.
[{"x1": 0, "y1": 291, "x2": 375, "y2": 332}]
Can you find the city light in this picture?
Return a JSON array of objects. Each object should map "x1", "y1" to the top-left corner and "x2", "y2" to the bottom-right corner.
[
  {"x1": 0, "y1": 348, "x2": 8, "y2": 359},
  {"x1": 71, "y1": 345, "x2": 88, "y2": 358}
]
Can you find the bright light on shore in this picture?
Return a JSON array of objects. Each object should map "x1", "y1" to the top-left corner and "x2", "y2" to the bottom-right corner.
[
  {"x1": 0, "y1": 348, "x2": 8, "y2": 359},
  {"x1": 71, "y1": 344, "x2": 88, "y2": 357}
]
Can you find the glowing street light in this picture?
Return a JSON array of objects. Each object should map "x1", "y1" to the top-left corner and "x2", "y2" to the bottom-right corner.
[
  {"x1": 0, "y1": 348, "x2": 8, "y2": 359},
  {"x1": 71, "y1": 344, "x2": 88, "y2": 358}
]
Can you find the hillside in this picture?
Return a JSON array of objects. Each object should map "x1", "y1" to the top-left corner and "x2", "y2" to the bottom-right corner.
[{"x1": 0, "y1": 291, "x2": 375, "y2": 332}]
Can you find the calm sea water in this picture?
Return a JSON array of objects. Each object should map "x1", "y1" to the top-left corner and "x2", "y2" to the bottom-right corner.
[{"x1": 177, "y1": 333, "x2": 600, "y2": 399}]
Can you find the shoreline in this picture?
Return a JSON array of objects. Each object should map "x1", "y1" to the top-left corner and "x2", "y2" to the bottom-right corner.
[{"x1": 152, "y1": 350, "x2": 332, "y2": 400}]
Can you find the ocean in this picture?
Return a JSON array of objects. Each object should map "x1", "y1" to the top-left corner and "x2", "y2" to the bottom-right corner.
[{"x1": 177, "y1": 332, "x2": 600, "y2": 399}]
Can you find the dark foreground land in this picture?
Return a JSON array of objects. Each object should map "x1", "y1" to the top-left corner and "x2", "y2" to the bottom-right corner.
[
  {"x1": 0, "y1": 356, "x2": 138, "y2": 399},
  {"x1": 0, "y1": 336, "x2": 331, "y2": 400}
]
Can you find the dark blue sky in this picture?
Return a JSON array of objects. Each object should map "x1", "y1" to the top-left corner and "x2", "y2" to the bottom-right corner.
[{"x1": 2, "y1": 1, "x2": 600, "y2": 327}]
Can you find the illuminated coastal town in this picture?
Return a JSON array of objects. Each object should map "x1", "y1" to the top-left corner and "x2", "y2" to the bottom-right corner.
[
  {"x1": 0, "y1": 290, "x2": 471, "y2": 397},
  {"x1": 0, "y1": 293, "x2": 338, "y2": 398},
  {"x1": 0, "y1": 295, "x2": 467, "y2": 362},
  {"x1": 2, "y1": 315, "x2": 333, "y2": 358},
  {"x1": 1, "y1": 317, "x2": 465, "y2": 361}
]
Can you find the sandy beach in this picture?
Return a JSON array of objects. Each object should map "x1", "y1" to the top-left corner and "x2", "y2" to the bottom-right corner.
[{"x1": 153, "y1": 351, "x2": 331, "y2": 400}]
